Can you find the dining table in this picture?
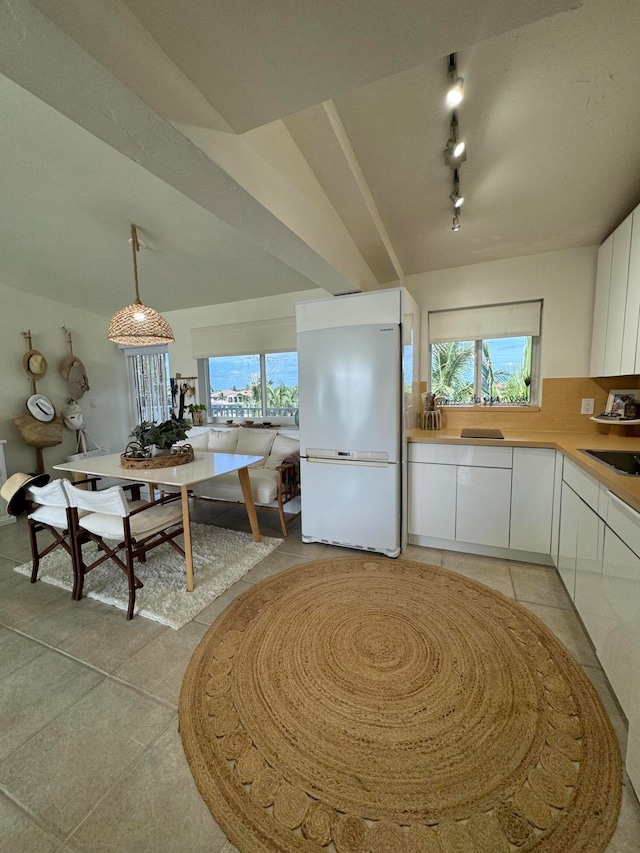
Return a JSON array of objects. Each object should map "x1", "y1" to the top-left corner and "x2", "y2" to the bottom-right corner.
[{"x1": 53, "y1": 451, "x2": 264, "y2": 592}]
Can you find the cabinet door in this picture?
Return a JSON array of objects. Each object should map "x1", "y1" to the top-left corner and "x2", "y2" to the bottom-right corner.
[
  {"x1": 600, "y1": 527, "x2": 640, "y2": 717},
  {"x1": 603, "y1": 213, "x2": 633, "y2": 376},
  {"x1": 573, "y1": 500, "x2": 605, "y2": 648},
  {"x1": 408, "y1": 462, "x2": 456, "y2": 540},
  {"x1": 510, "y1": 447, "x2": 555, "y2": 554},
  {"x1": 456, "y1": 466, "x2": 511, "y2": 548},
  {"x1": 550, "y1": 451, "x2": 563, "y2": 566},
  {"x1": 557, "y1": 482, "x2": 579, "y2": 600},
  {"x1": 624, "y1": 208, "x2": 640, "y2": 372},
  {"x1": 590, "y1": 233, "x2": 613, "y2": 377}
]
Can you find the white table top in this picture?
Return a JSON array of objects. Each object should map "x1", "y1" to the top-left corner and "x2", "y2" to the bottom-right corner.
[{"x1": 53, "y1": 451, "x2": 264, "y2": 487}]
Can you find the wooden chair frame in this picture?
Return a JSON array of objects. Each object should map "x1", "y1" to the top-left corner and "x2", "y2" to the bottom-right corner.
[
  {"x1": 27, "y1": 476, "x2": 100, "y2": 599},
  {"x1": 71, "y1": 491, "x2": 184, "y2": 620},
  {"x1": 194, "y1": 457, "x2": 300, "y2": 536}
]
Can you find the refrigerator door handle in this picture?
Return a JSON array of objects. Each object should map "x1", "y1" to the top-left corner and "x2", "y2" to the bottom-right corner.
[{"x1": 305, "y1": 457, "x2": 391, "y2": 468}]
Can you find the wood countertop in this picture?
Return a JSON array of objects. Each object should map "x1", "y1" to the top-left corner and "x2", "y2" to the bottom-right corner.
[{"x1": 406, "y1": 427, "x2": 640, "y2": 514}]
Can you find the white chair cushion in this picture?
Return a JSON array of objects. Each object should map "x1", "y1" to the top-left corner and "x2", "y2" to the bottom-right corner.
[
  {"x1": 29, "y1": 505, "x2": 72, "y2": 528},
  {"x1": 207, "y1": 429, "x2": 239, "y2": 453},
  {"x1": 235, "y1": 428, "x2": 276, "y2": 468},
  {"x1": 194, "y1": 469, "x2": 279, "y2": 504},
  {"x1": 264, "y1": 434, "x2": 300, "y2": 470},
  {"x1": 79, "y1": 502, "x2": 183, "y2": 540},
  {"x1": 64, "y1": 482, "x2": 130, "y2": 515},
  {"x1": 27, "y1": 479, "x2": 69, "y2": 508}
]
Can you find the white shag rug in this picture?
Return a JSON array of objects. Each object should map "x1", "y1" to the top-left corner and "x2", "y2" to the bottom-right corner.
[{"x1": 14, "y1": 524, "x2": 282, "y2": 629}]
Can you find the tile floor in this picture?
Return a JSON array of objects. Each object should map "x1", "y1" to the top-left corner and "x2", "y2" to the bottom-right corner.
[{"x1": 0, "y1": 505, "x2": 639, "y2": 852}]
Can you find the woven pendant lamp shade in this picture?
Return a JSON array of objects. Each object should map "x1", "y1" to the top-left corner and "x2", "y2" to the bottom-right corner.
[{"x1": 107, "y1": 225, "x2": 175, "y2": 346}]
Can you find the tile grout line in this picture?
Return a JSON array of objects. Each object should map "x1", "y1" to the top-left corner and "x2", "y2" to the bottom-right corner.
[
  {"x1": 64, "y1": 713, "x2": 180, "y2": 844},
  {"x1": 0, "y1": 787, "x2": 68, "y2": 848}
]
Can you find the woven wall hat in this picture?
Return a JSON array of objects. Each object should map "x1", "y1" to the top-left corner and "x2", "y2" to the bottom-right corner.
[
  {"x1": 26, "y1": 394, "x2": 56, "y2": 422},
  {"x1": 22, "y1": 349, "x2": 48, "y2": 379},
  {"x1": 0, "y1": 472, "x2": 50, "y2": 516}
]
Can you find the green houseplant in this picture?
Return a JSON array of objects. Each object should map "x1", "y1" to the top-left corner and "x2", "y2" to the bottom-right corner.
[
  {"x1": 130, "y1": 418, "x2": 189, "y2": 454},
  {"x1": 187, "y1": 403, "x2": 207, "y2": 426}
]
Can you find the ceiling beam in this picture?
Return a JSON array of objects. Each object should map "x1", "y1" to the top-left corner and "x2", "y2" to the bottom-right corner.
[{"x1": 0, "y1": 0, "x2": 376, "y2": 296}]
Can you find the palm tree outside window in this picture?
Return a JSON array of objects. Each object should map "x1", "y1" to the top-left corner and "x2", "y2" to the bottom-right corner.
[
  {"x1": 206, "y1": 352, "x2": 298, "y2": 420},
  {"x1": 431, "y1": 336, "x2": 533, "y2": 405}
]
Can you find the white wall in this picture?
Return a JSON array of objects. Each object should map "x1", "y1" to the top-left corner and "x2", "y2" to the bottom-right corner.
[
  {"x1": 408, "y1": 246, "x2": 598, "y2": 379},
  {"x1": 165, "y1": 287, "x2": 331, "y2": 383},
  {"x1": 0, "y1": 283, "x2": 130, "y2": 477}
]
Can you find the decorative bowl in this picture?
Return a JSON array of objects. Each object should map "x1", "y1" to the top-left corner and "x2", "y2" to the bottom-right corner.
[{"x1": 245, "y1": 420, "x2": 254, "y2": 425}]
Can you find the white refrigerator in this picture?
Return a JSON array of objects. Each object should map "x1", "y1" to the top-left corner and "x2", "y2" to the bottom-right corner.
[{"x1": 296, "y1": 288, "x2": 419, "y2": 557}]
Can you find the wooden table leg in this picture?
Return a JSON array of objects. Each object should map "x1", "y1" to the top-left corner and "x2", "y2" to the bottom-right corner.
[
  {"x1": 181, "y1": 485, "x2": 195, "y2": 592},
  {"x1": 237, "y1": 466, "x2": 262, "y2": 542}
]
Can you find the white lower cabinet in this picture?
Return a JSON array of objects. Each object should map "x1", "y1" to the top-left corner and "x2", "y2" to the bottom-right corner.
[
  {"x1": 573, "y1": 499, "x2": 605, "y2": 647},
  {"x1": 456, "y1": 465, "x2": 511, "y2": 547},
  {"x1": 600, "y1": 525, "x2": 640, "y2": 723},
  {"x1": 557, "y1": 482, "x2": 580, "y2": 600},
  {"x1": 510, "y1": 447, "x2": 556, "y2": 553},
  {"x1": 550, "y1": 450, "x2": 563, "y2": 566},
  {"x1": 407, "y1": 462, "x2": 456, "y2": 540},
  {"x1": 408, "y1": 444, "x2": 553, "y2": 557}
]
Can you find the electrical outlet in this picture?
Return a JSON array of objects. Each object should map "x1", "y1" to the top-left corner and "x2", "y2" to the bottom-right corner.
[{"x1": 581, "y1": 398, "x2": 594, "y2": 415}]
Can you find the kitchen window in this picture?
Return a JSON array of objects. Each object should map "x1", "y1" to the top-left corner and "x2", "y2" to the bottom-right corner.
[
  {"x1": 428, "y1": 301, "x2": 541, "y2": 406},
  {"x1": 204, "y1": 352, "x2": 298, "y2": 420}
]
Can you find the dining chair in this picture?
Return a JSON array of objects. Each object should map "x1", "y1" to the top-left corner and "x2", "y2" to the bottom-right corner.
[
  {"x1": 27, "y1": 476, "x2": 101, "y2": 598},
  {"x1": 64, "y1": 482, "x2": 185, "y2": 619}
]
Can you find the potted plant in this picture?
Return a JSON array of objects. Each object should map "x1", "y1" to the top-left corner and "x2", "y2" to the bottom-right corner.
[
  {"x1": 130, "y1": 418, "x2": 189, "y2": 455},
  {"x1": 187, "y1": 403, "x2": 207, "y2": 426}
]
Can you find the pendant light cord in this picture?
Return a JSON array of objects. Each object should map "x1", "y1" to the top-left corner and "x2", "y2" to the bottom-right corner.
[{"x1": 131, "y1": 224, "x2": 141, "y2": 305}]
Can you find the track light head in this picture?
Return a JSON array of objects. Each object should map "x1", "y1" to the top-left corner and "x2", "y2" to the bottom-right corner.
[
  {"x1": 451, "y1": 213, "x2": 461, "y2": 232},
  {"x1": 450, "y1": 190, "x2": 464, "y2": 209},
  {"x1": 446, "y1": 55, "x2": 464, "y2": 107},
  {"x1": 444, "y1": 137, "x2": 467, "y2": 167},
  {"x1": 446, "y1": 77, "x2": 464, "y2": 107}
]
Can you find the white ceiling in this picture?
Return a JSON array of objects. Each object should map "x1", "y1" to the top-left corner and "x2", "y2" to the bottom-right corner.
[{"x1": 1, "y1": 0, "x2": 640, "y2": 314}]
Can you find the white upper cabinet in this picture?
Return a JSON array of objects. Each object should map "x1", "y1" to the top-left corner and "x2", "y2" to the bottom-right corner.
[
  {"x1": 591, "y1": 206, "x2": 640, "y2": 377},
  {"x1": 604, "y1": 212, "x2": 633, "y2": 375},
  {"x1": 590, "y1": 233, "x2": 613, "y2": 377}
]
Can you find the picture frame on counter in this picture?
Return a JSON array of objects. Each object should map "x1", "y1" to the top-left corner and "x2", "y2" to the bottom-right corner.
[{"x1": 605, "y1": 388, "x2": 640, "y2": 417}]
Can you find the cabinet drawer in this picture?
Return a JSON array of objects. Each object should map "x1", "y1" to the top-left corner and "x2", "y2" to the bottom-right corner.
[
  {"x1": 607, "y1": 493, "x2": 640, "y2": 558},
  {"x1": 562, "y1": 458, "x2": 600, "y2": 513},
  {"x1": 409, "y1": 443, "x2": 512, "y2": 468}
]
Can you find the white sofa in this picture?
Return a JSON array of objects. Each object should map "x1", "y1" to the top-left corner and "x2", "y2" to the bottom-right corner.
[{"x1": 179, "y1": 427, "x2": 300, "y2": 535}]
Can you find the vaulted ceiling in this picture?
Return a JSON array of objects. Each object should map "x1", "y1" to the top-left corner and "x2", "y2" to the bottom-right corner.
[{"x1": 1, "y1": 0, "x2": 639, "y2": 314}]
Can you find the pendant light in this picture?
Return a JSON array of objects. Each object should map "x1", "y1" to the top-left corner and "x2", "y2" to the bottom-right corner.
[{"x1": 107, "y1": 224, "x2": 175, "y2": 346}]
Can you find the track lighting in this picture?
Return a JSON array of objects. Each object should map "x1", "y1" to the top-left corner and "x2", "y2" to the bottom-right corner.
[
  {"x1": 446, "y1": 54, "x2": 464, "y2": 107},
  {"x1": 450, "y1": 169, "x2": 464, "y2": 209},
  {"x1": 443, "y1": 111, "x2": 467, "y2": 167},
  {"x1": 452, "y1": 213, "x2": 461, "y2": 232}
]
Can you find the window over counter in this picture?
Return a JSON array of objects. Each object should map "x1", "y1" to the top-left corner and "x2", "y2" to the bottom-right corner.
[
  {"x1": 203, "y1": 351, "x2": 298, "y2": 421},
  {"x1": 428, "y1": 301, "x2": 542, "y2": 406}
]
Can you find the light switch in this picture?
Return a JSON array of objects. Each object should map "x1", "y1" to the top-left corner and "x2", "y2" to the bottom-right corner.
[{"x1": 89, "y1": 398, "x2": 97, "y2": 409}]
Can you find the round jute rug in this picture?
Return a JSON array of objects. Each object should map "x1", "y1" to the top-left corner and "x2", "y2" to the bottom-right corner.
[{"x1": 179, "y1": 557, "x2": 622, "y2": 852}]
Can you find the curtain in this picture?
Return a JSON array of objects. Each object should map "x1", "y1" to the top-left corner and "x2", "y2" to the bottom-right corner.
[{"x1": 126, "y1": 351, "x2": 171, "y2": 424}]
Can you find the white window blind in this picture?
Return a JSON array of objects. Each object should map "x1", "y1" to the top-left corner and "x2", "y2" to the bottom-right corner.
[
  {"x1": 191, "y1": 318, "x2": 296, "y2": 359},
  {"x1": 429, "y1": 301, "x2": 542, "y2": 343}
]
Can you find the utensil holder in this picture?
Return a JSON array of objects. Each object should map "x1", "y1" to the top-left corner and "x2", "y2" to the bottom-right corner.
[{"x1": 421, "y1": 409, "x2": 442, "y2": 430}]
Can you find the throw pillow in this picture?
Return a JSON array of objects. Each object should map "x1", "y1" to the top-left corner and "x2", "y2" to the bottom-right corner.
[
  {"x1": 207, "y1": 429, "x2": 239, "y2": 453},
  {"x1": 176, "y1": 431, "x2": 209, "y2": 450},
  {"x1": 235, "y1": 428, "x2": 276, "y2": 468},
  {"x1": 264, "y1": 434, "x2": 300, "y2": 469}
]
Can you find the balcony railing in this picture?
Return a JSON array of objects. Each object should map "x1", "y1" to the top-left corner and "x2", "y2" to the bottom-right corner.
[{"x1": 211, "y1": 405, "x2": 298, "y2": 418}]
